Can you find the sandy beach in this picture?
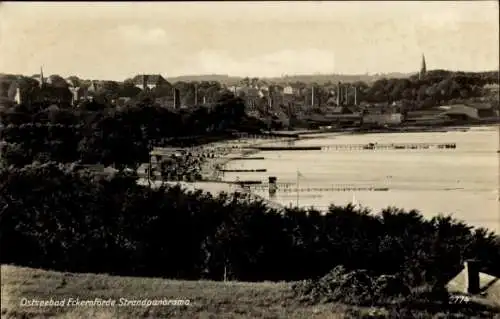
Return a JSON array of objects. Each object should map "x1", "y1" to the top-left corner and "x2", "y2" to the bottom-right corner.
[{"x1": 138, "y1": 135, "x2": 298, "y2": 211}]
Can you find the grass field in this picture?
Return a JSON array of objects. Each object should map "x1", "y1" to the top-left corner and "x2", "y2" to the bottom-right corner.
[
  {"x1": 3, "y1": 265, "x2": 500, "y2": 319},
  {"x1": 1, "y1": 265, "x2": 374, "y2": 319}
]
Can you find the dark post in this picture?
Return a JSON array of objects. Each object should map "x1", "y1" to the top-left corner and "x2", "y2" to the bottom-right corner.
[
  {"x1": 148, "y1": 142, "x2": 152, "y2": 188},
  {"x1": 465, "y1": 259, "x2": 480, "y2": 294}
]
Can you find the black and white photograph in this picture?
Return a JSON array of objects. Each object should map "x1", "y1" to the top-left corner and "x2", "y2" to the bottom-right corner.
[{"x1": 0, "y1": 1, "x2": 499, "y2": 318}]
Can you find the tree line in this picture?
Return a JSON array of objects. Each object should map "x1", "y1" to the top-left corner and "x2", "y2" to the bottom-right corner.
[
  {"x1": 2, "y1": 70, "x2": 498, "y2": 112},
  {"x1": 0, "y1": 93, "x2": 255, "y2": 169},
  {"x1": 1, "y1": 163, "x2": 499, "y2": 287}
]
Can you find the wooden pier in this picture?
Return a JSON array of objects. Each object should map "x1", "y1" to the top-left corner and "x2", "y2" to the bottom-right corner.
[
  {"x1": 321, "y1": 142, "x2": 456, "y2": 151},
  {"x1": 250, "y1": 142, "x2": 457, "y2": 152},
  {"x1": 252, "y1": 146, "x2": 322, "y2": 151},
  {"x1": 249, "y1": 184, "x2": 389, "y2": 192}
]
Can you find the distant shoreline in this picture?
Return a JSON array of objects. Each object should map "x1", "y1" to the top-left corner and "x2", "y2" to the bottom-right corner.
[{"x1": 282, "y1": 122, "x2": 499, "y2": 137}]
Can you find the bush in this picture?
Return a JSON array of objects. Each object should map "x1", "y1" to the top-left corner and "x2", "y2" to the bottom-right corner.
[
  {"x1": 293, "y1": 266, "x2": 411, "y2": 306},
  {"x1": 1, "y1": 165, "x2": 499, "y2": 286}
]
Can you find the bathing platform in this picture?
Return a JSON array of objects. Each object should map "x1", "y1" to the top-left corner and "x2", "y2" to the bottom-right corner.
[{"x1": 251, "y1": 142, "x2": 457, "y2": 151}]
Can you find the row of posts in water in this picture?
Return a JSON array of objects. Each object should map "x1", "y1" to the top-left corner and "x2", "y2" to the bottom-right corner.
[
  {"x1": 320, "y1": 143, "x2": 457, "y2": 151},
  {"x1": 204, "y1": 142, "x2": 457, "y2": 153},
  {"x1": 232, "y1": 132, "x2": 297, "y2": 139},
  {"x1": 253, "y1": 186, "x2": 389, "y2": 193},
  {"x1": 261, "y1": 177, "x2": 389, "y2": 196}
]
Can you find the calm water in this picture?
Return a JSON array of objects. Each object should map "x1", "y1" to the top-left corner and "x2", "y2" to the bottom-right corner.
[{"x1": 222, "y1": 126, "x2": 500, "y2": 233}]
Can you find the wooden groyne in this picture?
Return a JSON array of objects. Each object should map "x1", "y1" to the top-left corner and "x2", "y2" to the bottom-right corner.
[
  {"x1": 250, "y1": 142, "x2": 457, "y2": 152},
  {"x1": 252, "y1": 146, "x2": 322, "y2": 151},
  {"x1": 228, "y1": 157, "x2": 265, "y2": 160},
  {"x1": 220, "y1": 169, "x2": 267, "y2": 173}
]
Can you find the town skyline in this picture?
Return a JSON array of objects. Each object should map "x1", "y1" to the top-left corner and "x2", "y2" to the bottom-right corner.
[{"x1": 1, "y1": 2, "x2": 498, "y2": 81}]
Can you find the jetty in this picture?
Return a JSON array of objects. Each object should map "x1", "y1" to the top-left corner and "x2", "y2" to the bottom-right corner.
[
  {"x1": 321, "y1": 142, "x2": 456, "y2": 151},
  {"x1": 249, "y1": 184, "x2": 389, "y2": 192},
  {"x1": 250, "y1": 142, "x2": 457, "y2": 152}
]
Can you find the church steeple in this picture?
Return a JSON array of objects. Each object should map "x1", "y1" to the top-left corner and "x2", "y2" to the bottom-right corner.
[
  {"x1": 40, "y1": 66, "x2": 44, "y2": 84},
  {"x1": 419, "y1": 54, "x2": 427, "y2": 80}
]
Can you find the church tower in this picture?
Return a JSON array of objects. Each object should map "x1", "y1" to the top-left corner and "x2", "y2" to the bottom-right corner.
[{"x1": 419, "y1": 54, "x2": 427, "y2": 80}]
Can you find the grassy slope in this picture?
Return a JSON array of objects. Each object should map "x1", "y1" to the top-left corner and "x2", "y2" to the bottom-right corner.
[{"x1": 1, "y1": 265, "x2": 367, "y2": 319}]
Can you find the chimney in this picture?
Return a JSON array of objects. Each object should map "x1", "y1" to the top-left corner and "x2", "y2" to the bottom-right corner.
[
  {"x1": 464, "y1": 259, "x2": 480, "y2": 294},
  {"x1": 345, "y1": 84, "x2": 349, "y2": 105},
  {"x1": 142, "y1": 75, "x2": 148, "y2": 91},
  {"x1": 14, "y1": 87, "x2": 21, "y2": 104},
  {"x1": 337, "y1": 82, "x2": 341, "y2": 106},
  {"x1": 354, "y1": 86, "x2": 357, "y2": 106},
  {"x1": 173, "y1": 88, "x2": 180, "y2": 109},
  {"x1": 311, "y1": 85, "x2": 315, "y2": 107},
  {"x1": 194, "y1": 84, "x2": 198, "y2": 105}
]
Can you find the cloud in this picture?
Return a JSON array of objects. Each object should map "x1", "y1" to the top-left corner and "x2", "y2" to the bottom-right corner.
[
  {"x1": 113, "y1": 25, "x2": 169, "y2": 45},
  {"x1": 419, "y1": 10, "x2": 463, "y2": 31},
  {"x1": 188, "y1": 49, "x2": 336, "y2": 77}
]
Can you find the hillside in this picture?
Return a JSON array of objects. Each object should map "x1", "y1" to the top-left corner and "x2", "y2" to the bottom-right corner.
[
  {"x1": 1, "y1": 265, "x2": 369, "y2": 319},
  {"x1": 167, "y1": 73, "x2": 413, "y2": 84},
  {"x1": 3, "y1": 265, "x2": 500, "y2": 319}
]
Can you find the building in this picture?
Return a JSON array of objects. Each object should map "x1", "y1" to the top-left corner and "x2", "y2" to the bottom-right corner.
[
  {"x1": 447, "y1": 260, "x2": 500, "y2": 308},
  {"x1": 283, "y1": 85, "x2": 294, "y2": 95},
  {"x1": 65, "y1": 79, "x2": 85, "y2": 105},
  {"x1": 440, "y1": 104, "x2": 480, "y2": 121},
  {"x1": 238, "y1": 87, "x2": 262, "y2": 109},
  {"x1": 131, "y1": 74, "x2": 168, "y2": 91}
]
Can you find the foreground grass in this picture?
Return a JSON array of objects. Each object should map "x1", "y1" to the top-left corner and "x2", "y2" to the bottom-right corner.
[
  {"x1": 1, "y1": 265, "x2": 369, "y2": 319},
  {"x1": 3, "y1": 265, "x2": 500, "y2": 319}
]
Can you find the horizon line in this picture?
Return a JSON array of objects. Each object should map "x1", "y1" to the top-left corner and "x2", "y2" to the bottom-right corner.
[{"x1": 2, "y1": 68, "x2": 499, "y2": 82}]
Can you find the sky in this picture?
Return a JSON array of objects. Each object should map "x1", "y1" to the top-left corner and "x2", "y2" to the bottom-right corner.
[{"x1": 0, "y1": 1, "x2": 498, "y2": 81}]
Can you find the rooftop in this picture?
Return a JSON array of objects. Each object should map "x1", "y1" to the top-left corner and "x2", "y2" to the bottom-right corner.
[
  {"x1": 447, "y1": 264, "x2": 500, "y2": 308},
  {"x1": 131, "y1": 74, "x2": 169, "y2": 86}
]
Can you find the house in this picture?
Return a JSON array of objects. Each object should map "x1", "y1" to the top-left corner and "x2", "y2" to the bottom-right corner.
[
  {"x1": 447, "y1": 260, "x2": 500, "y2": 308},
  {"x1": 284, "y1": 84, "x2": 305, "y2": 96},
  {"x1": 440, "y1": 104, "x2": 480, "y2": 121},
  {"x1": 240, "y1": 87, "x2": 262, "y2": 108},
  {"x1": 65, "y1": 79, "x2": 86, "y2": 105},
  {"x1": 131, "y1": 74, "x2": 168, "y2": 91},
  {"x1": 466, "y1": 103, "x2": 499, "y2": 118}
]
